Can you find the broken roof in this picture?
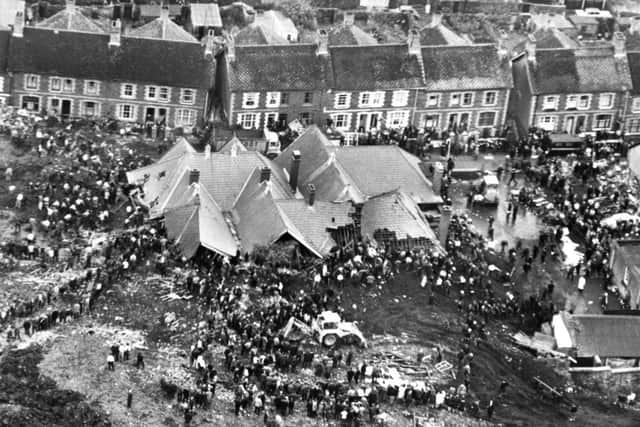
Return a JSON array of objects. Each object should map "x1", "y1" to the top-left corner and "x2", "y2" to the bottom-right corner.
[
  {"x1": 229, "y1": 44, "x2": 332, "y2": 92},
  {"x1": 9, "y1": 27, "x2": 212, "y2": 88},
  {"x1": 361, "y1": 190, "x2": 437, "y2": 242},
  {"x1": 329, "y1": 44, "x2": 424, "y2": 90},
  {"x1": 421, "y1": 44, "x2": 513, "y2": 91},
  {"x1": 190, "y1": 3, "x2": 222, "y2": 28},
  {"x1": 569, "y1": 314, "x2": 640, "y2": 358},
  {"x1": 528, "y1": 47, "x2": 632, "y2": 94}
]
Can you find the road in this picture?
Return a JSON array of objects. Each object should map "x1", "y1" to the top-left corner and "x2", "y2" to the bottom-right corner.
[{"x1": 444, "y1": 155, "x2": 609, "y2": 314}]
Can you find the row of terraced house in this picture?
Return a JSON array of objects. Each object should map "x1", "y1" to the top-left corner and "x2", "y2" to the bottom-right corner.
[{"x1": 2, "y1": 3, "x2": 640, "y2": 142}]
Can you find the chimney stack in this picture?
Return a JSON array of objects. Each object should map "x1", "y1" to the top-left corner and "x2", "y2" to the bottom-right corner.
[
  {"x1": 189, "y1": 169, "x2": 200, "y2": 184},
  {"x1": 205, "y1": 28, "x2": 215, "y2": 57},
  {"x1": 13, "y1": 10, "x2": 24, "y2": 38},
  {"x1": 160, "y1": 4, "x2": 170, "y2": 40},
  {"x1": 307, "y1": 184, "x2": 316, "y2": 206},
  {"x1": 408, "y1": 29, "x2": 421, "y2": 56},
  {"x1": 67, "y1": 0, "x2": 76, "y2": 14},
  {"x1": 109, "y1": 19, "x2": 122, "y2": 47},
  {"x1": 289, "y1": 150, "x2": 301, "y2": 193},
  {"x1": 316, "y1": 30, "x2": 328, "y2": 56},
  {"x1": 526, "y1": 34, "x2": 536, "y2": 63},
  {"x1": 227, "y1": 34, "x2": 236, "y2": 62},
  {"x1": 260, "y1": 167, "x2": 271, "y2": 183},
  {"x1": 613, "y1": 32, "x2": 626, "y2": 58},
  {"x1": 205, "y1": 143, "x2": 211, "y2": 159}
]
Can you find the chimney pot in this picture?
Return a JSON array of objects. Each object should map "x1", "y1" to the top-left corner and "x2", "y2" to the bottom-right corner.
[
  {"x1": 260, "y1": 167, "x2": 271, "y2": 183},
  {"x1": 289, "y1": 150, "x2": 301, "y2": 193},
  {"x1": 189, "y1": 169, "x2": 200, "y2": 184},
  {"x1": 307, "y1": 183, "x2": 316, "y2": 206}
]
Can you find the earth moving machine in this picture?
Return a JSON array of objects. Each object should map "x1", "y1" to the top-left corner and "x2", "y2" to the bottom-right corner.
[{"x1": 281, "y1": 311, "x2": 367, "y2": 348}]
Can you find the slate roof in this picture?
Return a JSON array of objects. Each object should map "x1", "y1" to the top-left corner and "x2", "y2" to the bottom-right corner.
[
  {"x1": 569, "y1": 315, "x2": 640, "y2": 358},
  {"x1": 190, "y1": 3, "x2": 222, "y2": 28},
  {"x1": 533, "y1": 29, "x2": 578, "y2": 49},
  {"x1": 0, "y1": 29, "x2": 10, "y2": 73},
  {"x1": 421, "y1": 44, "x2": 513, "y2": 91},
  {"x1": 8, "y1": 27, "x2": 212, "y2": 88},
  {"x1": 234, "y1": 23, "x2": 288, "y2": 45},
  {"x1": 329, "y1": 44, "x2": 424, "y2": 90},
  {"x1": 217, "y1": 136, "x2": 248, "y2": 154},
  {"x1": 626, "y1": 51, "x2": 640, "y2": 95},
  {"x1": 128, "y1": 16, "x2": 198, "y2": 42},
  {"x1": 253, "y1": 10, "x2": 298, "y2": 40},
  {"x1": 528, "y1": 47, "x2": 632, "y2": 94},
  {"x1": 229, "y1": 44, "x2": 332, "y2": 91},
  {"x1": 139, "y1": 4, "x2": 182, "y2": 18},
  {"x1": 37, "y1": 7, "x2": 105, "y2": 33},
  {"x1": 328, "y1": 25, "x2": 377, "y2": 46},
  {"x1": 419, "y1": 24, "x2": 469, "y2": 46},
  {"x1": 275, "y1": 126, "x2": 335, "y2": 186},
  {"x1": 361, "y1": 190, "x2": 437, "y2": 242}
]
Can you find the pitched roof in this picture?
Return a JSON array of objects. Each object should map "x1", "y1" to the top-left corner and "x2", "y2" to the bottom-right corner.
[
  {"x1": 329, "y1": 44, "x2": 424, "y2": 90},
  {"x1": 139, "y1": 4, "x2": 182, "y2": 18},
  {"x1": 328, "y1": 25, "x2": 377, "y2": 46},
  {"x1": 37, "y1": 7, "x2": 105, "y2": 33},
  {"x1": 419, "y1": 24, "x2": 469, "y2": 46},
  {"x1": 229, "y1": 44, "x2": 332, "y2": 91},
  {"x1": 190, "y1": 3, "x2": 222, "y2": 28},
  {"x1": 164, "y1": 184, "x2": 238, "y2": 257},
  {"x1": 0, "y1": 29, "x2": 10, "y2": 73},
  {"x1": 253, "y1": 10, "x2": 298, "y2": 40},
  {"x1": 529, "y1": 47, "x2": 632, "y2": 94},
  {"x1": 0, "y1": 0, "x2": 23, "y2": 30},
  {"x1": 626, "y1": 51, "x2": 640, "y2": 95},
  {"x1": 217, "y1": 136, "x2": 248, "y2": 154},
  {"x1": 569, "y1": 314, "x2": 640, "y2": 358},
  {"x1": 8, "y1": 27, "x2": 212, "y2": 88},
  {"x1": 160, "y1": 137, "x2": 196, "y2": 163},
  {"x1": 234, "y1": 23, "x2": 288, "y2": 45},
  {"x1": 421, "y1": 44, "x2": 513, "y2": 91},
  {"x1": 275, "y1": 125, "x2": 335, "y2": 185},
  {"x1": 361, "y1": 190, "x2": 437, "y2": 242},
  {"x1": 533, "y1": 28, "x2": 578, "y2": 49},
  {"x1": 128, "y1": 16, "x2": 198, "y2": 42}
]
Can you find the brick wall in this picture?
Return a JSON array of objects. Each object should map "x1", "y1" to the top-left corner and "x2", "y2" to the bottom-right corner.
[{"x1": 231, "y1": 89, "x2": 325, "y2": 129}]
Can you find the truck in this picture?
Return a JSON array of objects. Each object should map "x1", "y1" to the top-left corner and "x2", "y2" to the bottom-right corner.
[{"x1": 281, "y1": 311, "x2": 367, "y2": 348}]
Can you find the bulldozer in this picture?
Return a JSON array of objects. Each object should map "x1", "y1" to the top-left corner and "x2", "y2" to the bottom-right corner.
[{"x1": 281, "y1": 311, "x2": 367, "y2": 348}]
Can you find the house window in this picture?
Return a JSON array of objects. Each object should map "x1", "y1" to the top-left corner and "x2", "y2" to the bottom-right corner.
[
  {"x1": 84, "y1": 80, "x2": 99, "y2": 95},
  {"x1": 566, "y1": 95, "x2": 578, "y2": 110},
  {"x1": 478, "y1": 111, "x2": 497, "y2": 127},
  {"x1": 50, "y1": 77, "x2": 62, "y2": 92},
  {"x1": 483, "y1": 91, "x2": 497, "y2": 106},
  {"x1": 158, "y1": 87, "x2": 170, "y2": 102},
  {"x1": 242, "y1": 92, "x2": 259, "y2": 109},
  {"x1": 450, "y1": 93, "x2": 461, "y2": 106},
  {"x1": 334, "y1": 92, "x2": 351, "y2": 109},
  {"x1": 265, "y1": 112, "x2": 278, "y2": 128},
  {"x1": 303, "y1": 92, "x2": 313, "y2": 104},
  {"x1": 538, "y1": 115, "x2": 557, "y2": 131},
  {"x1": 21, "y1": 95, "x2": 40, "y2": 111},
  {"x1": 175, "y1": 109, "x2": 197, "y2": 127},
  {"x1": 299, "y1": 112, "x2": 313, "y2": 125},
  {"x1": 594, "y1": 114, "x2": 612, "y2": 130},
  {"x1": 633, "y1": 98, "x2": 640, "y2": 113},
  {"x1": 578, "y1": 95, "x2": 591, "y2": 110},
  {"x1": 63, "y1": 78, "x2": 74, "y2": 93},
  {"x1": 25, "y1": 74, "x2": 39, "y2": 90},
  {"x1": 599, "y1": 93, "x2": 614, "y2": 109},
  {"x1": 542, "y1": 95, "x2": 559, "y2": 111},
  {"x1": 462, "y1": 92, "x2": 474, "y2": 106},
  {"x1": 238, "y1": 112, "x2": 260, "y2": 129},
  {"x1": 121, "y1": 84, "x2": 136, "y2": 99},
  {"x1": 391, "y1": 90, "x2": 409, "y2": 107},
  {"x1": 427, "y1": 94, "x2": 440, "y2": 107},
  {"x1": 423, "y1": 114, "x2": 439, "y2": 128},
  {"x1": 387, "y1": 111, "x2": 409, "y2": 128},
  {"x1": 180, "y1": 89, "x2": 195, "y2": 105},
  {"x1": 266, "y1": 92, "x2": 280, "y2": 108},
  {"x1": 331, "y1": 113, "x2": 350, "y2": 130},
  {"x1": 359, "y1": 91, "x2": 384, "y2": 108},
  {"x1": 146, "y1": 86, "x2": 156, "y2": 100},
  {"x1": 280, "y1": 92, "x2": 289, "y2": 106},
  {"x1": 81, "y1": 101, "x2": 99, "y2": 117},
  {"x1": 117, "y1": 104, "x2": 136, "y2": 121},
  {"x1": 628, "y1": 119, "x2": 640, "y2": 133}
]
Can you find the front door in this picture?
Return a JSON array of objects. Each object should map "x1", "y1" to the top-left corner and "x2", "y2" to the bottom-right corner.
[
  {"x1": 448, "y1": 113, "x2": 459, "y2": 132},
  {"x1": 565, "y1": 116, "x2": 575, "y2": 134},
  {"x1": 145, "y1": 107, "x2": 155, "y2": 123},
  {"x1": 576, "y1": 115, "x2": 586, "y2": 134},
  {"x1": 358, "y1": 112, "x2": 380, "y2": 131},
  {"x1": 61, "y1": 100, "x2": 71, "y2": 118}
]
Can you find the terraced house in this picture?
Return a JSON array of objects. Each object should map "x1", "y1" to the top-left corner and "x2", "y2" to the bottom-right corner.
[
  {"x1": 510, "y1": 33, "x2": 632, "y2": 136},
  {"x1": 6, "y1": 3, "x2": 214, "y2": 129}
]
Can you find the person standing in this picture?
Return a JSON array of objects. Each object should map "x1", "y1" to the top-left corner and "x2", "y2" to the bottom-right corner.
[
  {"x1": 127, "y1": 389, "x2": 133, "y2": 409},
  {"x1": 107, "y1": 353, "x2": 115, "y2": 371}
]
